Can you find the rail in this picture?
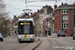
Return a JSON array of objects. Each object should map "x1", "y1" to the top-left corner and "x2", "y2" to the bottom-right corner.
[{"x1": 29, "y1": 38, "x2": 42, "y2": 50}]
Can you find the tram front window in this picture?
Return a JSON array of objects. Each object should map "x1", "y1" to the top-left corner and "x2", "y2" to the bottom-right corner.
[
  {"x1": 18, "y1": 22, "x2": 34, "y2": 34},
  {"x1": 24, "y1": 25, "x2": 30, "y2": 33}
]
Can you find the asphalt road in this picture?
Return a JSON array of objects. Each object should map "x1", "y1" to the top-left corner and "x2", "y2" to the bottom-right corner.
[
  {"x1": 0, "y1": 34, "x2": 75, "y2": 50},
  {"x1": 0, "y1": 38, "x2": 38, "y2": 50},
  {"x1": 35, "y1": 37, "x2": 75, "y2": 50}
]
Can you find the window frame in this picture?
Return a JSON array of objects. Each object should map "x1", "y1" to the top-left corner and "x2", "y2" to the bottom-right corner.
[
  {"x1": 63, "y1": 16, "x2": 69, "y2": 20},
  {"x1": 62, "y1": 23, "x2": 69, "y2": 29},
  {"x1": 61, "y1": 10, "x2": 69, "y2": 14}
]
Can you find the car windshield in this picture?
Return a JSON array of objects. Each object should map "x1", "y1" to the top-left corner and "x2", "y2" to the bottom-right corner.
[
  {"x1": 58, "y1": 31, "x2": 64, "y2": 33},
  {"x1": 60, "y1": 31, "x2": 64, "y2": 33}
]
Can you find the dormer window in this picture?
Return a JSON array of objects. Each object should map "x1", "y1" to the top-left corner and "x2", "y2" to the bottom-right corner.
[{"x1": 61, "y1": 10, "x2": 68, "y2": 14}]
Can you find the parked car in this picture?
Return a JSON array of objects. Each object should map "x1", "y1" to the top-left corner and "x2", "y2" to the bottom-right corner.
[
  {"x1": 73, "y1": 33, "x2": 75, "y2": 40},
  {"x1": 70, "y1": 34, "x2": 73, "y2": 37},
  {"x1": 0, "y1": 33, "x2": 3, "y2": 41},
  {"x1": 57, "y1": 31, "x2": 66, "y2": 37}
]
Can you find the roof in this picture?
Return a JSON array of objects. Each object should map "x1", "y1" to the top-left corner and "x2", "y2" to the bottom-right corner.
[
  {"x1": 29, "y1": 8, "x2": 44, "y2": 18},
  {"x1": 18, "y1": 13, "x2": 29, "y2": 18},
  {"x1": 55, "y1": 3, "x2": 74, "y2": 10},
  {"x1": 58, "y1": 3, "x2": 72, "y2": 8},
  {"x1": 35, "y1": 8, "x2": 44, "y2": 17},
  {"x1": 29, "y1": 12, "x2": 37, "y2": 17},
  {"x1": 12, "y1": 5, "x2": 53, "y2": 25},
  {"x1": 18, "y1": 18, "x2": 35, "y2": 26},
  {"x1": 18, "y1": 18, "x2": 33, "y2": 21},
  {"x1": 11, "y1": 18, "x2": 18, "y2": 25},
  {"x1": 29, "y1": 5, "x2": 53, "y2": 18}
]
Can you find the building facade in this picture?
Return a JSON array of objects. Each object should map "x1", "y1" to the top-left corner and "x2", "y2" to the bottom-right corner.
[
  {"x1": 54, "y1": 3, "x2": 74, "y2": 36},
  {"x1": 38, "y1": 5, "x2": 53, "y2": 36}
]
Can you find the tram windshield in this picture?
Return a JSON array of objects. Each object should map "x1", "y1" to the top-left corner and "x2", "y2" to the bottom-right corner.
[{"x1": 18, "y1": 21, "x2": 34, "y2": 34}]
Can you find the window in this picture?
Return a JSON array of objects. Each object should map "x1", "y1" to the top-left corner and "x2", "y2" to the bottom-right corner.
[
  {"x1": 62, "y1": 23, "x2": 68, "y2": 29},
  {"x1": 61, "y1": 10, "x2": 63, "y2": 14},
  {"x1": 63, "y1": 16, "x2": 68, "y2": 20},
  {"x1": 18, "y1": 21, "x2": 34, "y2": 34},
  {"x1": 61, "y1": 10, "x2": 68, "y2": 14},
  {"x1": 66, "y1": 10, "x2": 68, "y2": 13}
]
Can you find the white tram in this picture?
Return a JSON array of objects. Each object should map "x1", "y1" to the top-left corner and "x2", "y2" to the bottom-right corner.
[{"x1": 17, "y1": 18, "x2": 35, "y2": 43}]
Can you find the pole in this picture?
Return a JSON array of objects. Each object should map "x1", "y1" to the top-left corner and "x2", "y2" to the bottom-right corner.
[
  {"x1": 47, "y1": 19, "x2": 48, "y2": 27},
  {"x1": 62, "y1": 15, "x2": 63, "y2": 31},
  {"x1": 25, "y1": 0, "x2": 27, "y2": 9}
]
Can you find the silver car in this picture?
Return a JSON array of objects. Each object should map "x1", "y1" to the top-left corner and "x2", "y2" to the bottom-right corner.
[
  {"x1": 73, "y1": 33, "x2": 75, "y2": 40},
  {"x1": 57, "y1": 31, "x2": 66, "y2": 37},
  {"x1": 0, "y1": 33, "x2": 3, "y2": 41}
]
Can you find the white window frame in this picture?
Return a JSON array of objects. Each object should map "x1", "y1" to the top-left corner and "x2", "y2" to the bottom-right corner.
[
  {"x1": 62, "y1": 23, "x2": 68, "y2": 29},
  {"x1": 46, "y1": 21, "x2": 50, "y2": 26},
  {"x1": 61, "y1": 10, "x2": 68, "y2": 14},
  {"x1": 63, "y1": 16, "x2": 68, "y2": 20}
]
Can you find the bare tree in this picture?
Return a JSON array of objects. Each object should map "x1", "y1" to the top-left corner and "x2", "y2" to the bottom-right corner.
[{"x1": 0, "y1": 0, "x2": 9, "y2": 37}]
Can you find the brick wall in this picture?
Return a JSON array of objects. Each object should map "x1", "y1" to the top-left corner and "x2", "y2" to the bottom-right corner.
[{"x1": 54, "y1": 9, "x2": 74, "y2": 36}]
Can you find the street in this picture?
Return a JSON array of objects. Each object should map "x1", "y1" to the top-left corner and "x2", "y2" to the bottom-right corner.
[
  {"x1": 35, "y1": 37, "x2": 75, "y2": 50},
  {"x1": 0, "y1": 38, "x2": 38, "y2": 50},
  {"x1": 0, "y1": 34, "x2": 75, "y2": 50}
]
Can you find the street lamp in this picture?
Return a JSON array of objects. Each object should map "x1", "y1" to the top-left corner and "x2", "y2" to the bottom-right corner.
[{"x1": 62, "y1": 15, "x2": 63, "y2": 31}]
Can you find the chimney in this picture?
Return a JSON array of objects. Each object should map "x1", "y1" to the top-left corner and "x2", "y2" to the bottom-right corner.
[
  {"x1": 54, "y1": 4, "x2": 57, "y2": 9},
  {"x1": 73, "y1": 3, "x2": 75, "y2": 5},
  {"x1": 37, "y1": 10, "x2": 39, "y2": 12},
  {"x1": 43, "y1": 5, "x2": 48, "y2": 15},
  {"x1": 14, "y1": 15, "x2": 17, "y2": 19},
  {"x1": 31, "y1": 12, "x2": 32, "y2": 15},
  {"x1": 46, "y1": 4, "x2": 48, "y2": 7},
  {"x1": 62, "y1": 2, "x2": 63, "y2": 5}
]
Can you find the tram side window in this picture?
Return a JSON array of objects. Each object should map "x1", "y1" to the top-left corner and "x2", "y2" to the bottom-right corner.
[
  {"x1": 30, "y1": 25, "x2": 34, "y2": 34},
  {"x1": 18, "y1": 24, "x2": 24, "y2": 34}
]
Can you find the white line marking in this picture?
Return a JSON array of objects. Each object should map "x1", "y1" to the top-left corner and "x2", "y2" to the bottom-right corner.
[
  {"x1": 63, "y1": 42, "x2": 72, "y2": 50},
  {"x1": 47, "y1": 40, "x2": 50, "y2": 50}
]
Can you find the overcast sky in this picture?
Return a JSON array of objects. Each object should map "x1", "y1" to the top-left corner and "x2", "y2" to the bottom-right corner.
[{"x1": 4, "y1": 0, "x2": 74, "y2": 19}]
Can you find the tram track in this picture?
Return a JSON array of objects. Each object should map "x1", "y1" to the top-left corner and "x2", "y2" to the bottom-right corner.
[
  {"x1": 48, "y1": 38, "x2": 73, "y2": 50},
  {"x1": 29, "y1": 38, "x2": 42, "y2": 50},
  {"x1": 8, "y1": 42, "x2": 30, "y2": 50},
  {"x1": 47, "y1": 38, "x2": 63, "y2": 50},
  {"x1": 55, "y1": 38, "x2": 73, "y2": 50}
]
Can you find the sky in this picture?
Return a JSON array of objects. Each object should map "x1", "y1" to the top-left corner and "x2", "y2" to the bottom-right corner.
[{"x1": 3, "y1": 0, "x2": 74, "y2": 19}]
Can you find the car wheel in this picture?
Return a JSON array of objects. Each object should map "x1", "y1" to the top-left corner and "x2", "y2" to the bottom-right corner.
[
  {"x1": 73, "y1": 38, "x2": 75, "y2": 40},
  {"x1": 63, "y1": 35, "x2": 65, "y2": 37},
  {"x1": 18, "y1": 41, "x2": 22, "y2": 43},
  {"x1": 58, "y1": 35, "x2": 60, "y2": 37},
  {"x1": 1, "y1": 39, "x2": 3, "y2": 41}
]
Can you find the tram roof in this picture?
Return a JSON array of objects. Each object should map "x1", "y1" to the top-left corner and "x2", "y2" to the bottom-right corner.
[{"x1": 18, "y1": 18, "x2": 35, "y2": 26}]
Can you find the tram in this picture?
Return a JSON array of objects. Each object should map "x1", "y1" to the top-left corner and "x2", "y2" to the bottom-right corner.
[{"x1": 17, "y1": 18, "x2": 35, "y2": 43}]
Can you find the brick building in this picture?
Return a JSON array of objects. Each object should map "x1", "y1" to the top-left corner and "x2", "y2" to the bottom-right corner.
[
  {"x1": 29, "y1": 5, "x2": 53, "y2": 37},
  {"x1": 38, "y1": 5, "x2": 53, "y2": 36},
  {"x1": 54, "y1": 3, "x2": 75, "y2": 36}
]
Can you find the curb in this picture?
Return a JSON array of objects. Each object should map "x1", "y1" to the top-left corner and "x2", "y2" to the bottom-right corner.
[{"x1": 29, "y1": 38, "x2": 42, "y2": 50}]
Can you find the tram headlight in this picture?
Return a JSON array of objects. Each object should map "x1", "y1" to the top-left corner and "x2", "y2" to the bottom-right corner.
[
  {"x1": 32, "y1": 36, "x2": 33, "y2": 37},
  {"x1": 18, "y1": 35, "x2": 22, "y2": 38}
]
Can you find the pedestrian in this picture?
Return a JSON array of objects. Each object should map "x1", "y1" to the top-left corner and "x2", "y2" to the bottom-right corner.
[
  {"x1": 48, "y1": 30, "x2": 51, "y2": 36},
  {"x1": 45, "y1": 30, "x2": 47, "y2": 36},
  {"x1": 47, "y1": 30, "x2": 48, "y2": 36}
]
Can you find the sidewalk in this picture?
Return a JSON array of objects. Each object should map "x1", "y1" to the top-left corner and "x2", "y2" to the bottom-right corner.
[{"x1": 48, "y1": 33, "x2": 57, "y2": 38}]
